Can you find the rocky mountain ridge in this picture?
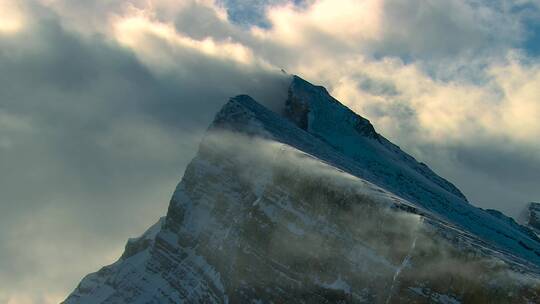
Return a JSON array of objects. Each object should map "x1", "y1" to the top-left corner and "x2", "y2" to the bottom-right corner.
[{"x1": 64, "y1": 76, "x2": 540, "y2": 303}]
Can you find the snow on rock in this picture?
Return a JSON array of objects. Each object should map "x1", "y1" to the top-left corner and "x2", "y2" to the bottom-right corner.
[{"x1": 64, "y1": 76, "x2": 540, "y2": 303}]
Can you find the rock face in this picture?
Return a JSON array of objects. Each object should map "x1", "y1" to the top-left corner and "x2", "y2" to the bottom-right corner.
[
  {"x1": 64, "y1": 76, "x2": 540, "y2": 303},
  {"x1": 521, "y1": 202, "x2": 540, "y2": 235},
  {"x1": 530, "y1": 203, "x2": 540, "y2": 231}
]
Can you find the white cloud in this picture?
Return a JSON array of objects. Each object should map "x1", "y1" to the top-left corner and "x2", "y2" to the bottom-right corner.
[
  {"x1": 255, "y1": 0, "x2": 383, "y2": 46},
  {"x1": 490, "y1": 54, "x2": 540, "y2": 141},
  {"x1": 112, "y1": 14, "x2": 257, "y2": 69},
  {"x1": 0, "y1": 0, "x2": 26, "y2": 34}
]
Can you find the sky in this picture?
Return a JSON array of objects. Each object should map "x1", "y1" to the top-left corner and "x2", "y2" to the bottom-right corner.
[{"x1": 0, "y1": 0, "x2": 539, "y2": 303}]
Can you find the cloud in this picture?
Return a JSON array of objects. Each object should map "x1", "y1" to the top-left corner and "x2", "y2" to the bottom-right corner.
[
  {"x1": 375, "y1": 0, "x2": 524, "y2": 59},
  {"x1": 1, "y1": 0, "x2": 540, "y2": 302},
  {"x1": 111, "y1": 14, "x2": 257, "y2": 68},
  {"x1": 0, "y1": 1, "x2": 288, "y2": 302},
  {"x1": 301, "y1": 52, "x2": 540, "y2": 217},
  {"x1": 246, "y1": 0, "x2": 526, "y2": 67},
  {"x1": 0, "y1": 0, "x2": 26, "y2": 34},
  {"x1": 218, "y1": 0, "x2": 294, "y2": 27},
  {"x1": 319, "y1": 53, "x2": 540, "y2": 144},
  {"x1": 257, "y1": 0, "x2": 384, "y2": 45}
]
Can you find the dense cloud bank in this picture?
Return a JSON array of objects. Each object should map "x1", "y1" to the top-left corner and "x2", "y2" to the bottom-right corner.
[{"x1": 0, "y1": 0, "x2": 539, "y2": 302}]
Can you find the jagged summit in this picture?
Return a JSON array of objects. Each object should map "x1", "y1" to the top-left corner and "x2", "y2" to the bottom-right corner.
[
  {"x1": 285, "y1": 75, "x2": 378, "y2": 138},
  {"x1": 286, "y1": 75, "x2": 468, "y2": 203},
  {"x1": 64, "y1": 76, "x2": 540, "y2": 303}
]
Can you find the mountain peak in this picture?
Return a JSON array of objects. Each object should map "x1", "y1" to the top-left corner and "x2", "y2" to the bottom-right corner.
[
  {"x1": 64, "y1": 75, "x2": 540, "y2": 303},
  {"x1": 286, "y1": 75, "x2": 379, "y2": 139},
  {"x1": 284, "y1": 75, "x2": 469, "y2": 203}
]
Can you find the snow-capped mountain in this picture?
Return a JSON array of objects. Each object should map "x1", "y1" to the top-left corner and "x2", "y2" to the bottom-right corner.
[{"x1": 64, "y1": 76, "x2": 540, "y2": 303}]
